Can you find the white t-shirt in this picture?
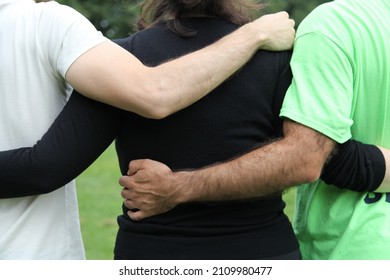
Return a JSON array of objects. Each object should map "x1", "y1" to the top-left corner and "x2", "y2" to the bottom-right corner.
[{"x1": 0, "y1": 0, "x2": 107, "y2": 259}]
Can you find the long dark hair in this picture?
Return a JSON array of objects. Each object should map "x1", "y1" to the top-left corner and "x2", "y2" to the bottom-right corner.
[{"x1": 136, "y1": 0, "x2": 265, "y2": 37}]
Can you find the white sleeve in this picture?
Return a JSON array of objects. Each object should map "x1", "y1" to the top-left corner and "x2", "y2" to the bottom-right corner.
[{"x1": 37, "y1": 2, "x2": 108, "y2": 78}]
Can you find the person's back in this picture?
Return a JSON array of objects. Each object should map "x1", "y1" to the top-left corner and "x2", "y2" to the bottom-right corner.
[
  {"x1": 280, "y1": 0, "x2": 390, "y2": 259},
  {"x1": 0, "y1": 0, "x2": 105, "y2": 259},
  {"x1": 114, "y1": 16, "x2": 297, "y2": 259}
]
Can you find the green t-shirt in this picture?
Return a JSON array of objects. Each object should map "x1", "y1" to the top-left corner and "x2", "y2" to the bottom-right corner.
[{"x1": 280, "y1": 0, "x2": 390, "y2": 259}]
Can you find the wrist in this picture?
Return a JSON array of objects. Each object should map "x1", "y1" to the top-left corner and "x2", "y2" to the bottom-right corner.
[
  {"x1": 242, "y1": 21, "x2": 268, "y2": 50},
  {"x1": 173, "y1": 170, "x2": 198, "y2": 204}
]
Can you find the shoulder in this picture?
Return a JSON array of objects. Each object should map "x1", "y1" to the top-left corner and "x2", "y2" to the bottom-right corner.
[
  {"x1": 295, "y1": 1, "x2": 355, "y2": 55},
  {"x1": 39, "y1": 1, "x2": 79, "y2": 15},
  {"x1": 297, "y1": 2, "x2": 346, "y2": 37},
  {"x1": 37, "y1": 1, "x2": 91, "y2": 28},
  {"x1": 36, "y1": 1, "x2": 100, "y2": 43}
]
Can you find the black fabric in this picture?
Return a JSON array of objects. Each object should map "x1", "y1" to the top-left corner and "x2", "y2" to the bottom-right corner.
[
  {"x1": 321, "y1": 140, "x2": 386, "y2": 192},
  {"x1": 113, "y1": 18, "x2": 297, "y2": 259},
  {"x1": 114, "y1": 208, "x2": 299, "y2": 260}
]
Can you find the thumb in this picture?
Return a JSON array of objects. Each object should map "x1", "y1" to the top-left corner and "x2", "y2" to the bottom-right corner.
[{"x1": 128, "y1": 210, "x2": 147, "y2": 221}]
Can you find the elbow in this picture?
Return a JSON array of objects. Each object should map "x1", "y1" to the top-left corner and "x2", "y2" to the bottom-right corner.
[
  {"x1": 298, "y1": 159, "x2": 324, "y2": 184},
  {"x1": 139, "y1": 105, "x2": 171, "y2": 120},
  {"x1": 138, "y1": 87, "x2": 174, "y2": 119},
  {"x1": 304, "y1": 166, "x2": 322, "y2": 183},
  {"x1": 143, "y1": 106, "x2": 171, "y2": 120},
  {"x1": 136, "y1": 70, "x2": 178, "y2": 119}
]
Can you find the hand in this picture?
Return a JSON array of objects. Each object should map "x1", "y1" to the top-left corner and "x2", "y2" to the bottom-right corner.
[
  {"x1": 119, "y1": 159, "x2": 182, "y2": 221},
  {"x1": 253, "y1": 11, "x2": 296, "y2": 51}
]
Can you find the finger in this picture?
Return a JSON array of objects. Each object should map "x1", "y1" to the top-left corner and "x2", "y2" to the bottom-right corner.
[
  {"x1": 128, "y1": 159, "x2": 146, "y2": 176},
  {"x1": 119, "y1": 175, "x2": 133, "y2": 189},
  {"x1": 123, "y1": 199, "x2": 139, "y2": 212},
  {"x1": 119, "y1": 175, "x2": 128, "y2": 188},
  {"x1": 277, "y1": 11, "x2": 289, "y2": 18},
  {"x1": 120, "y1": 187, "x2": 131, "y2": 199},
  {"x1": 128, "y1": 210, "x2": 148, "y2": 221},
  {"x1": 290, "y1": 18, "x2": 296, "y2": 28}
]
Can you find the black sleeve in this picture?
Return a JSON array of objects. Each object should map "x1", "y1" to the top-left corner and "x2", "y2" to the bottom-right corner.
[
  {"x1": 321, "y1": 140, "x2": 386, "y2": 192},
  {"x1": 0, "y1": 91, "x2": 122, "y2": 198}
]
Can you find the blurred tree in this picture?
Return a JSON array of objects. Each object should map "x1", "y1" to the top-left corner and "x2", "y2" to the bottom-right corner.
[
  {"x1": 58, "y1": 0, "x2": 331, "y2": 39},
  {"x1": 58, "y1": 0, "x2": 143, "y2": 38},
  {"x1": 265, "y1": 0, "x2": 331, "y2": 25}
]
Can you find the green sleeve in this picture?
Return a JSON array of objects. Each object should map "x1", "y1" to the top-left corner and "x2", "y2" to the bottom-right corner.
[{"x1": 280, "y1": 32, "x2": 354, "y2": 143}]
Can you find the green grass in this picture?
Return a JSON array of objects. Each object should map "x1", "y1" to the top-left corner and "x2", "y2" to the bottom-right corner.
[
  {"x1": 76, "y1": 144, "x2": 122, "y2": 260},
  {"x1": 284, "y1": 187, "x2": 296, "y2": 222},
  {"x1": 76, "y1": 144, "x2": 296, "y2": 259}
]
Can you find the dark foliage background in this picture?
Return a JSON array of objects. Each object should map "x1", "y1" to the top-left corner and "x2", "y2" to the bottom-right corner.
[{"x1": 58, "y1": 0, "x2": 331, "y2": 39}]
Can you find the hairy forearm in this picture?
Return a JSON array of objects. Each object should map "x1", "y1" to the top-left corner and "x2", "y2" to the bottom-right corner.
[
  {"x1": 175, "y1": 120, "x2": 335, "y2": 203},
  {"x1": 174, "y1": 131, "x2": 388, "y2": 202}
]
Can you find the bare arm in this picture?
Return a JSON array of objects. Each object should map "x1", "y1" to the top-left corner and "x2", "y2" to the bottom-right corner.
[
  {"x1": 167, "y1": 119, "x2": 334, "y2": 200},
  {"x1": 119, "y1": 119, "x2": 387, "y2": 220},
  {"x1": 120, "y1": 119, "x2": 334, "y2": 220},
  {"x1": 66, "y1": 12, "x2": 295, "y2": 119}
]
